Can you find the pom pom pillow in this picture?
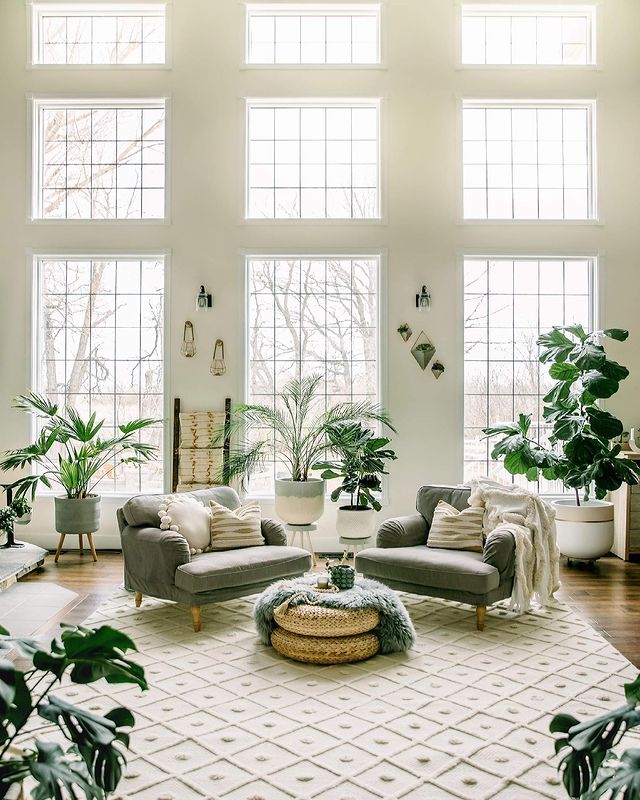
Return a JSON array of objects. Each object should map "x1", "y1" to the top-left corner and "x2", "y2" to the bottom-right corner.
[
  {"x1": 426, "y1": 500, "x2": 484, "y2": 553},
  {"x1": 209, "y1": 500, "x2": 264, "y2": 550},
  {"x1": 158, "y1": 495, "x2": 212, "y2": 555}
]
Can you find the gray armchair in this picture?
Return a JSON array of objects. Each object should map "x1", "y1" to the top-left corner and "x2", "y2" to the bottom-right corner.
[
  {"x1": 117, "y1": 486, "x2": 312, "y2": 631},
  {"x1": 354, "y1": 485, "x2": 515, "y2": 630}
]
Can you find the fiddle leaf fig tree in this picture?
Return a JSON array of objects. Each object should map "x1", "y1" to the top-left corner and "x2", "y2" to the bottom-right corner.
[{"x1": 484, "y1": 326, "x2": 640, "y2": 505}]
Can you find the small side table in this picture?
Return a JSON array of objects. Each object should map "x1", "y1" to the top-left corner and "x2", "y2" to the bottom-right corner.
[
  {"x1": 339, "y1": 536, "x2": 372, "y2": 560},
  {"x1": 285, "y1": 523, "x2": 317, "y2": 566},
  {"x1": 54, "y1": 532, "x2": 98, "y2": 563}
]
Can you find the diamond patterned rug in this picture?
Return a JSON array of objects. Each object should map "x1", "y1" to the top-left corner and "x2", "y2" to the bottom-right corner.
[{"x1": 44, "y1": 590, "x2": 639, "y2": 799}]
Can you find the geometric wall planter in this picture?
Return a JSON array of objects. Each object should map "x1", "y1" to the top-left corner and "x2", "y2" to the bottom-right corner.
[{"x1": 411, "y1": 331, "x2": 436, "y2": 370}]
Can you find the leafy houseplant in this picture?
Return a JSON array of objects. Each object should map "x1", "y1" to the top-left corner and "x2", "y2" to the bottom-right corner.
[
  {"x1": 313, "y1": 421, "x2": 397, "y2": 540},
  {"x1": 219, "y1": 375, "x2": 394, "y2": 525},
  {"x1": 484, "y1": 326, "x2": 640, "y2": 560},
  {"x1": 9, "y1": 499, "x2": 31, "y2": 526},
  {"x1": 0, "y1": 394, "x2": 159, "y2": 537},
  {"x1": 0, "y1": 508, "x2": 16, "y2": 538},
  {"x1": 0, "y1": 623, "x2": 147, "y2": 800},
  {"x1": 551, "y1": 673, "x2": 640, "y2": 799}
]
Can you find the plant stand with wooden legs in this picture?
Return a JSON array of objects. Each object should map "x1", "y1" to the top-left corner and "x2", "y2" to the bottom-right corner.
[{"x1": 54, "y1": 532, "x2": 98, "y2": 563}]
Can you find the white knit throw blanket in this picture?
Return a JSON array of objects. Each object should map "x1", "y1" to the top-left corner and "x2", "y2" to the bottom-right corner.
[{"x1": 468, "y1": 478, "x2": 561, "y2": 613}]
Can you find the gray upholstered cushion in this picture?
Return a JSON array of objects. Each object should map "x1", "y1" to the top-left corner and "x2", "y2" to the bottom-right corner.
[
  {"x1": 416, "y1": 485, "x2": 471, "y2": 527},
  {"x1": 122, "y1": 487, "x2": 241, "y2": 528},
  {"x1": 355, "y1": 546, "x2": 500, "y2": 595},
  {"x1": 175, "y1": 546, "x2": 312, "y2": 594}
]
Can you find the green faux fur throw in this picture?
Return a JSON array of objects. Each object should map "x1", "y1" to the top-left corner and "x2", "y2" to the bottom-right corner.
[{"x1": 254, "y1": 576, "x2": 415, "y2": 654}]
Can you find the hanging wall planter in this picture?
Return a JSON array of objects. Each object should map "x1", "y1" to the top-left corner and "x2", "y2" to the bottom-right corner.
[
  {"x1": 210, "y1": 339, "x2": 226, "y2": 376},
  {"x1": 397, "y1": 323, "x2": 412, "y2": 342},
  {"x1": 411, "y1": 332, "x2": 436, "y2": 370},
  {"x1": 431, "y1": 360, "x2": 445, "y2": 379},
  {"x1": 181, "y1": 321, "x2": 196, "y2": 357}
]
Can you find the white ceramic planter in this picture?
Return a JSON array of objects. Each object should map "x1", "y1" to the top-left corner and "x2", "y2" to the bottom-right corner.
[
  {"x1": 336, "y1": 506, "x2": 376, "y2": 540},
  {"x1": 274, "y1": 478, "x2": 325, "y2": 525},
  {"x1": 553, "y1": 498, "x2": 614, "y2": 561},
  {"x1": 14, "y1": 512, "x2": 31, "y2": 526},
  {"x1": 54, "y1": 495, "x2": 101, "y2": 535}
]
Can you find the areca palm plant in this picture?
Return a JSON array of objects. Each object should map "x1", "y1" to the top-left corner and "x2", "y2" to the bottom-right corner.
[
  {"x1": 218, "y1": 374, "x2": 395, "y2": 486},
  {"x1": 0, "y1": 393, "x2": 158, "y2": 501}
]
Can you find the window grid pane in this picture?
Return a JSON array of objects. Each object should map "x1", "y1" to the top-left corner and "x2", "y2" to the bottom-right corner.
[
  {"x1": 247, "y1": 256, "x2": 379, "y2": 495},
  {"x1": 461, "y1": 6, "x2": 594, "y2": 65},
  {"x1": 247, "y1": 101, "x2": 380, "y2": 219},
  {"x1": 36, "y1": 257, "x2": 165, "y2": 494},
  {"x1": 246, "y1": 4, "x2": 380, "y2": 65},
  {"x1": 463, "y1": 101, "x2": 594, "y2": 221},
  {"x1": 35, "y1": 100, "x2": 166, "y2": 220},
  {"x1": 33, "y1": 4, "x2": 166, "y2": 65},
  {"x1": 463, "y1": 257, "x2": 594, "y2": 493}
]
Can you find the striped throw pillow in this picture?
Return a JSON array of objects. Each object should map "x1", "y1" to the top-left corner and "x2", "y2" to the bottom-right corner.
[
  {"x1": 209, "y1": 500, "x2": 264, "y2": 550},
  {"x1": 427, "y1": 501, "x2": 484, "y2": 552}
]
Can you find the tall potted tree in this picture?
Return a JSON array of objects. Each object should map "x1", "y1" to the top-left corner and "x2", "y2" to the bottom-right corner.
[
  {"x1": 484, "y1": 326, "x2": 640, "y2": 561},
  {"x1": 313, "y1": 421, "x2": 397, "y2": 539},
  {"x1": 220, "y1": 375, "x2": 394, "y2": 525},
  {"x1": 0, "y1": 394, "x2": 159, "y2": 538}
]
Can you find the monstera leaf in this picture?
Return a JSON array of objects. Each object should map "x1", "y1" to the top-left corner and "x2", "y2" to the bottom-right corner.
[
  {"x1": 585, "y1": 750, "x2": 640, "y2": 800},
  {"x1": 28, "y1": 741, "x2": 100, "y2": 800}
]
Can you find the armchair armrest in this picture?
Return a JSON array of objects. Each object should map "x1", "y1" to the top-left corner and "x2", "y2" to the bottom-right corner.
[
  {"x1": 483, "y1": 529, "x2": 516, "y2": 581},
  {"x1": 121, "y1": 525, "x2": 190, "y2": 591},
  {"x1": 261, "y1": 518, "x2": 287, "y2": 546},
  {"x1": 376, "y1": 514, "x2": 429, "y2": 548}
]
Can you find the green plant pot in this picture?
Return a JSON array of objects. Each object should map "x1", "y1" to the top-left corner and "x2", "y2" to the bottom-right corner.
[
  {"x1": 328, "y1": 564, "x2": 356, "y2": 590},
  {"x1": 54, "y1": 495, "x2": 101, "y2": 534}
]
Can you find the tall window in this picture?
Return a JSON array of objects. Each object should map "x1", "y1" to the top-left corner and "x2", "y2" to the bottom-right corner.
[
  {"x1": 34, "y1": 255, "x2": 165, "y2": 493},
  {"x1": 246, "y1": 255, "x2": 380, "y2": 494},
  {"x1": 463, "y1": 256, "x2": 595, "y2": 489},
  {"x1": 32, "y1": 98, "x2": 166, "y2": 220},
  {"x1": 246, "y1": 4, "x2": 380, "y2": 65},
  {"x1": 246, "y1": 100, "x2": 380, "y2": 219},
  {"x1": 31, "y1": 3, "x2": 167, "y2": 66},
  {"x1": 463, "y1": 101, "x2": 595, "y2": 220},
  {"x1": 461, "y1": 5, "x2": 595, "y2": 66}
]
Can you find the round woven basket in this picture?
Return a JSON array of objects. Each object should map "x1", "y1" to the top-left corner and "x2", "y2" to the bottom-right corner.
[
  {"x1": 274, "y1": 603, "x2": 379, "y2": 638},
  {"x1": 271, "y1": 626, "x2": 379, "y2": 665}
]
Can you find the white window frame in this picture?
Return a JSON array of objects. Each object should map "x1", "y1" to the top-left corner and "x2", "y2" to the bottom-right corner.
[
  {"x1": 457, "y1": 4, "x2": 598, "y2": 69},
  {"x1": 460, "y1": 98, "x2": 598, "y2": 224},
  {"x1": 244, "y1": 3, "x2": 383, "y2": 68},
  {"x1": 29, "y1": 249, "x2": 172, "y2": 496},
  {"x1": 241, "y1": 250, "x2": 386, "y2": 499},
  {"x1": 29, "y1": 95, "x2": 171, "y2": 223},
  {"x1": 244, "y1": 97, "x2": 382, "y2": 222},
  {"x1": 27, "y1": 1, "x2": 171, "y2": 69},
  {"x1": 460, "y1": 251, "x2": 598, "y2": 493}
]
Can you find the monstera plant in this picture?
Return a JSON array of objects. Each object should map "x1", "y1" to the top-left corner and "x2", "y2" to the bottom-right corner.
[
  {"x1": 484, "y1": 326, "x2": 640, "y2": 561},
  {"x1": 0, "y1": 624, "x2": 147, "y2": 799},
  {"x1": 551, "y1": 673, "x2": 640, "y2": 799}
]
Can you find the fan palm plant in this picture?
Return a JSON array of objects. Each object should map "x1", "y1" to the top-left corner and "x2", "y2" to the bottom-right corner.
[{"x1": 218, "y1": 374, "x2": 395, "y2": 486}]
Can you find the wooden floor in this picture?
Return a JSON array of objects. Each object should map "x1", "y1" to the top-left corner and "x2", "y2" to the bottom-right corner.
[{"x1": 12, "y1": 550, "x2": 640, "y2": 669}]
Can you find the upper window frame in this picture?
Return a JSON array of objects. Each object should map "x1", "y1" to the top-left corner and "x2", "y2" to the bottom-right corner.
[
  {"x1": 244, "y1": 2, "x2": 383, "y2": 69},
  {"x1": 457, "y1": 4, "x2": 598, "y2": 70},
  {"x1": 27, "y1": 1, "x2": 170, "y2": 69},
  {"x1": 29, "y1": 95, "x2": 170, "y2": 224}
]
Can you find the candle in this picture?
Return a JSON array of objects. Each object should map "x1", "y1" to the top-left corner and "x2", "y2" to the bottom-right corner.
[{"x1": 316, "y1": 576, "x2": 329, "y2": 589}]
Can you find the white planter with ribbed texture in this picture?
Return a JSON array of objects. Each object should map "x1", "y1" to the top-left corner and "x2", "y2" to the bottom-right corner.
[
  {"x1": 553, "y1": 498, "x2": 614, "y2": 561},
  {"x1": 274, "y1": 478, "x2": 325, "y2": 525},
  {"x1": 336, "y1": 506, "x2": 376, "y2": 540}
]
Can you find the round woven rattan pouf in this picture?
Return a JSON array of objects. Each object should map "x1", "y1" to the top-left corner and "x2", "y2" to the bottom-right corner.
[
  {"x1": 274, "y1": 603, "x2": 380, "y2": 638},
  {"x1": 272, "y1": 626, "x2": 379, "y2": 664}
]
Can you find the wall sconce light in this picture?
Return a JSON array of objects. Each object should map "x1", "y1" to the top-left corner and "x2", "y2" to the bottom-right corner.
[
  {"x1": 210, "y1": 339, "x2": 226, "y2": 376},
  {"x1": 196, "y1": 285, "x2": 213, "y2": 310},
  {"x1": 416, "y1": 285, "x2": 431, "y2": 311},
  {"x1": 181, "y1": 321, "x2": 196, "y2": 357}
]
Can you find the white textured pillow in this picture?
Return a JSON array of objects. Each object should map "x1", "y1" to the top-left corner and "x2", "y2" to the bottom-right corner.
[
  {"x1": 158, "y1": 496, "x2": 212, "y2": 555},
  {"x1": 209, "y1": 500, "x2": 264, "y2": 550},
  {"x1": 427, "y1": 500, "x2": 484, "y2": 552}
]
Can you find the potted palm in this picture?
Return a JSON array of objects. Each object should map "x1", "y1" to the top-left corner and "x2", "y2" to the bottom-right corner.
[
  {"x1": 484, "y1": 326, "x2": 640, "y2": 561},
  {"x1": 0, "y1": 393, "x2": 159, "y2": 537},
  {"x1": 313, "y1": 421, "x2": 397, "y2": 539},
  {"x1": 219, "y1": 375, "x2": 394, "y2": 525}
]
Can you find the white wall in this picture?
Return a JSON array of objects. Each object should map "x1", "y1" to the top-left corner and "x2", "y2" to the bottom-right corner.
[{"x1": 1, "y1": 0, "x2": 640, "y2": 552}]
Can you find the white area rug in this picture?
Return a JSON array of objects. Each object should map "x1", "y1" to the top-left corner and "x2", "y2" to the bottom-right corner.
[{"x1": 50, "y1": 590, "x2": 638, "y2": 800}]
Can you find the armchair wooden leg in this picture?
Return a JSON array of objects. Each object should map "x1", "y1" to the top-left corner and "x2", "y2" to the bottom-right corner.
[
  {"x1": 134, "y1": 592, "x2": 142, "y2": 608},
  {"x1": 476, "y1": 606, "x2": 486, "y2": 631},
  {"x1": 191, "y1": 606, "x2": 202, "y2": 633}
]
